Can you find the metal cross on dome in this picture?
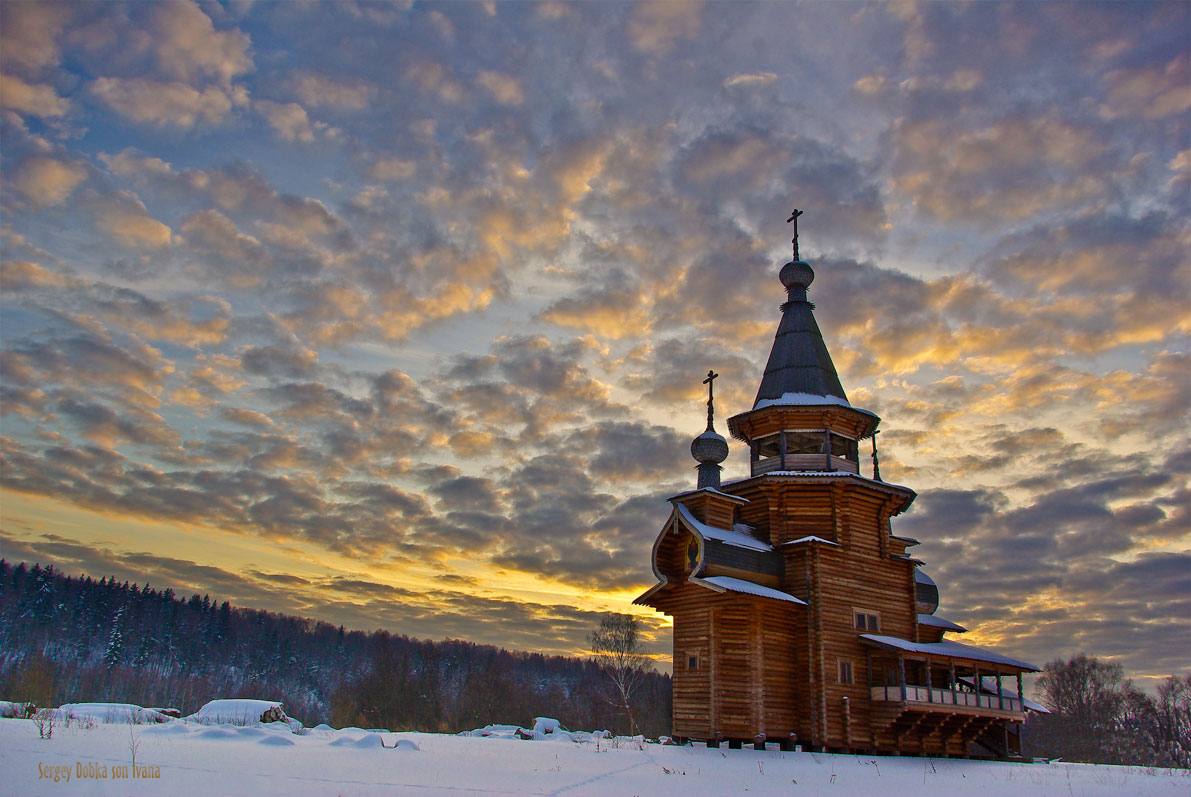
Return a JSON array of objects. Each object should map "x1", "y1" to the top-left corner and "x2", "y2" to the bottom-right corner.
[
  {"x1": 786, "y1": 209, "x2": 804, "y2": 260},
  {"x1": 703, "y1": 369, "x2": 719, "y2": 428}
]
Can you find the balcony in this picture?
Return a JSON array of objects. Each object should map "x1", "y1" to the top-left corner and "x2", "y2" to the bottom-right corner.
[{"x1": 870, "y1": 685, "x2": 1023, "y2": 714}]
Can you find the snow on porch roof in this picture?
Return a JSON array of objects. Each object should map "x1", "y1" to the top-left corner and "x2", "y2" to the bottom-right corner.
[
  {"x1": 859, "y1": 634, "x2": 1039, "y2": 671},
  {"x1": 917, "y1": 613, "x2": 967, "y2": 632},
  {"x1": 694, "y1": 575, "x2": 807, "y2": 605}
]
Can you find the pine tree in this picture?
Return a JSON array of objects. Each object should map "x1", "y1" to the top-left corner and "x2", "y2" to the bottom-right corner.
[{"x1": 104, "y1": 604, "x2": 126, "y2": 670}]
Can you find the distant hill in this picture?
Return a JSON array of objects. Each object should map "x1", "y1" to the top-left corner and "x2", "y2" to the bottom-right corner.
[{"x1": 0, "y1": 560, "x2": 671, "y2": 735}]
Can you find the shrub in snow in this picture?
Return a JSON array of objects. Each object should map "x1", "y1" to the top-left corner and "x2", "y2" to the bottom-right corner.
[{"x1": 32, "y1": 708, "x2": 56, "y2": 739}]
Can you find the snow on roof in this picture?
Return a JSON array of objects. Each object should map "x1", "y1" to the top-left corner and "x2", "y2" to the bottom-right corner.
[
  {"x1": 860, "y1": 634, "x2": 1039, "y2": 671},
  {"x1": 781, "y1": 535, "x2": 841, "y2": 546},
  {"x1": 674, "y1": 503, "x2": 773, "y2": 552},
  {"x1": 915, "y1": 569, "x2": 936, "y2": 586},
  {"x1": 669, "y1": 486, "x2": 749, "y2": 504},
  {"x1": 753, "y1": 392, "x2": 853, "y2": 410},
  {"x1": 917, "y1": 613, "x2": 967, "y2": 632},
  {"x1": 695, "y1": 576, "x2": 807, "y2": 605}
]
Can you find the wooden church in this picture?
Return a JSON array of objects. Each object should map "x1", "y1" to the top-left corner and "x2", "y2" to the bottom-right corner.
[{"x1": 635, "y1": 215, "x2": 1039, "y2": 757}]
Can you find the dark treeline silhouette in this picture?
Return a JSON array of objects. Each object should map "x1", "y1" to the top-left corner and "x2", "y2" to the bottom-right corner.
[
  {"x1": 1023, "y1": 653, "x2": 1190, "y2": 767},
  {"x1": 0, "y1": 560, "x2": 671, "y2": 736}
]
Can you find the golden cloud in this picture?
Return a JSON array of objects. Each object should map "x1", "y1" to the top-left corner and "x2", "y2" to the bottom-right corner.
[
  {"x1": 93, "y1": 198, "x2": 172, "y2": 249},
  {"x1": 0, "y1": 73, "x2": 69, "y2": 117},
  {"x1": 476, "y1": 71, "x2": 524, "y2": 105},
  {"x1": 255, "y1": 99, "x2": 315, "y2": 142},
  {"x1": 10, "y1": 156, "x2": 87, "y2": 207},
  {"x1": 0, "y1": 2, "x2": 68, "y2": 70},
  {"x1": 149, "y1": 0, "x2": 253, "y2": 86},
  {"x1": 90, "y1": 77, "x2": 240, "y2": 128}
]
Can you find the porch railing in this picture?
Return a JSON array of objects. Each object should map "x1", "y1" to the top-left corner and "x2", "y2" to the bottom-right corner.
[{"x1": 869, "y1": 685, "x2": 1022, "y2": 712}]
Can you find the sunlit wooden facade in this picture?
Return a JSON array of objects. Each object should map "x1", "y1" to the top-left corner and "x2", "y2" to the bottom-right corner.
[{"x1": 636, "y1": 236, "x2": 1039, "y2": 757}]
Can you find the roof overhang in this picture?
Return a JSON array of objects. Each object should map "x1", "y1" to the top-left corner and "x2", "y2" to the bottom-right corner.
[{"x1": 859, "y1": 634, "x2": 1039, "y2": 672}]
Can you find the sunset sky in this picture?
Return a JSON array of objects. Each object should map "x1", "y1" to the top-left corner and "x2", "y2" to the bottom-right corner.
[{"x1": 1, "y1": 1, "x2": 1187, "y2": 687}]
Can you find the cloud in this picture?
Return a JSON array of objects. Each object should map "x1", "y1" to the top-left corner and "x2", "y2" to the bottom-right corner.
[
  {"x1": 0, "y1": 73, "x2": 69, "y2": 117},
  {"x1": 1102, "y1": 53, "x2": 1190, "y2": 120},
  {"x1": 255, "y1": 99, "x2": 315, "y2": 142},
  {"x1": 90, "y1": 77, "x2": 241, "y2": 128},
  {"x1": 90, "y1": 190, "x2": 172, "y2": 248},
  {"x1": 9, "y1": 156, "x2": 87, "y2": 207},
  {"x1": 475, "y1": 70, "x2": 524, "y2": 105},
  {"x1": 627, "y1": 0, "x2": 703, "y2": 54},
  {"x1": 293, "y1": 73, "x2": 370, "y2": 110},
  {"x1": 147, "y1": 0, "x2": 252, "y2": 86},
  {"x1": 0, "y1": 2, "x2": 68, "y2": 70}
]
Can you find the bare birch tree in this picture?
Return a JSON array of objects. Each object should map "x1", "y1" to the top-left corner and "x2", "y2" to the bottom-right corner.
[{"x1": 589, "y1": 614, "x2": 651, "y2": 736}]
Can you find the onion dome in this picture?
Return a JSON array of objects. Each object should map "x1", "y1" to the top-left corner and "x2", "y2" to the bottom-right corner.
[
  {"x1": 779, "y1": 259, "x2": 815, "y2": 302},
  {"x1": 915, "y1": 568, "x2": 940, "y2": 615},
  {"x1": 692, "y1": 370, "x2": 728, "y2": 489},
  {"x1": 691, "y1": 426, "x2": 729, "y2": 466}
]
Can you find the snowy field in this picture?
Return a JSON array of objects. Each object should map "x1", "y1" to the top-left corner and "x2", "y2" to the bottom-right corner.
[{"x1": 2, "y1": 711, "x2": 1187, "y2": 796}]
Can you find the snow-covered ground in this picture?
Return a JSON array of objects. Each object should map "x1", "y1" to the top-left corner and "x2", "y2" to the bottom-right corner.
[{"x1": 2, "y1": 711, "x2": 1187, "y2": 796}]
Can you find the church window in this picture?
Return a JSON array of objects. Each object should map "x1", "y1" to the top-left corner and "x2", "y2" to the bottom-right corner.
[
  {"x1": 854, "y1": 610, "x2": 880, "y2": 631},
  {"x1": 838, "y1": 660, "x2": 854, "y2": 684},
  {"x1": 756, "y1": 434, "x2": 782, "y2": 459},
  {"x1": 830, "y1": 433, "x2": 858, "y2": 461},
  {"x1": 687, "y1": 652, "x2": 699, "y2": 671},
  {"x1": 784, "y1": 431, "x2": 822, "y2": 455}
]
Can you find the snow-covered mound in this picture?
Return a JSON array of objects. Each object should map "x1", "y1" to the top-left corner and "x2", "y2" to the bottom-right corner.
[
  {"x1": 0, "y1": 700, "x2": 36, "y2": 718},
  {"x1": 59, "y1": 702, "x2": 174, "y2": 724},
  {"x1": 464, "y1": 716, "x2": 611, "y2": 742},
  {"x1": 188, "y1": 699, "x2": 297, "y2": 729}
]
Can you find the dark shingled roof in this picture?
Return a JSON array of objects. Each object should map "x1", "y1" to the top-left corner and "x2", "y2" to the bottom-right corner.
[{"x1": 753, "y1": 289, "x2": 848, "y2": 408}]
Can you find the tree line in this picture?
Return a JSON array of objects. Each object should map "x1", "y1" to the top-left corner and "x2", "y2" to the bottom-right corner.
[
  {"x1": 1024, "y1": 653, "x2": 1190, "y2": 768},
  {"x1": 0, "y1": 560, "x2": 671, "y2": 736}
]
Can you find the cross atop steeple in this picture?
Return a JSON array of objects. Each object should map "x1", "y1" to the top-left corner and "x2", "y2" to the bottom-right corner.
[
  {"x1": 786, "y1": 209, "x2": 804, "y2": 260},
  {"x1": 703, "y1": 369, "x2": 719, "y2": 430}
]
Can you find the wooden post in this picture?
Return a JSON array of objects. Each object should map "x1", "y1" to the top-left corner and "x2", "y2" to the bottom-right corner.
[
  {"x1": 1017, "y1": 672, "x2": 1024, "y2": 712},
  {"x1": 949, "y1": 660, "x2": 957, "y2": 705},
  {"x1": 996, "y1": 671, "x2": 1004, "y2": 710},
  {"x1": 898, "y1": 655, "x2": 907, "y2": 703},
  {"x1": 824, "y1": 430, "x2": 832, "y2": 471},
  {"x1": 779, "y1": 432, "x2": 786, "y2": 470},
  {"x1": 925, "y1": 660, "x2": 933, "y2": 702},
  {"x1": 973, "y1": 666, "x2": 980, "y2": 708},
  {"x1": 842, "y1": 696, "x2": 852, "y2": 751}
]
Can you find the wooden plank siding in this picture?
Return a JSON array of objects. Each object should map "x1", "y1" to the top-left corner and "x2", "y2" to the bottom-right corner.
[{"x1": 662, "y1": 583, "x2": 807, "y2": 741}]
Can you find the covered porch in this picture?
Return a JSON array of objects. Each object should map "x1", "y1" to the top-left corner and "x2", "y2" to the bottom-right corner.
[{"x1": 859, "y1": 634, "x2": 1039, "y2": 758}]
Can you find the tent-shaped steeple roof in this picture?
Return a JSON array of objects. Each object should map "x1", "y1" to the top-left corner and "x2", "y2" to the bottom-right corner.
[{"x1": 753, "y1": 255, "x2": 849, "y2": 409}]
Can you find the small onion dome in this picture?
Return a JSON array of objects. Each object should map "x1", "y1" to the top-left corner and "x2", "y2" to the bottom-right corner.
[
  {"x1": 691, "y1": 427, "x2": 729, "y2": 465},
  {"x1": 915, "y1": 568, "x2": 940, "y2": 615},
  {"x1": 779, "y1": 259, "x2": 814, "y2": 303},
  {"x1": 779, "y1": 259, "x2": 814, "y2": 291}
]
